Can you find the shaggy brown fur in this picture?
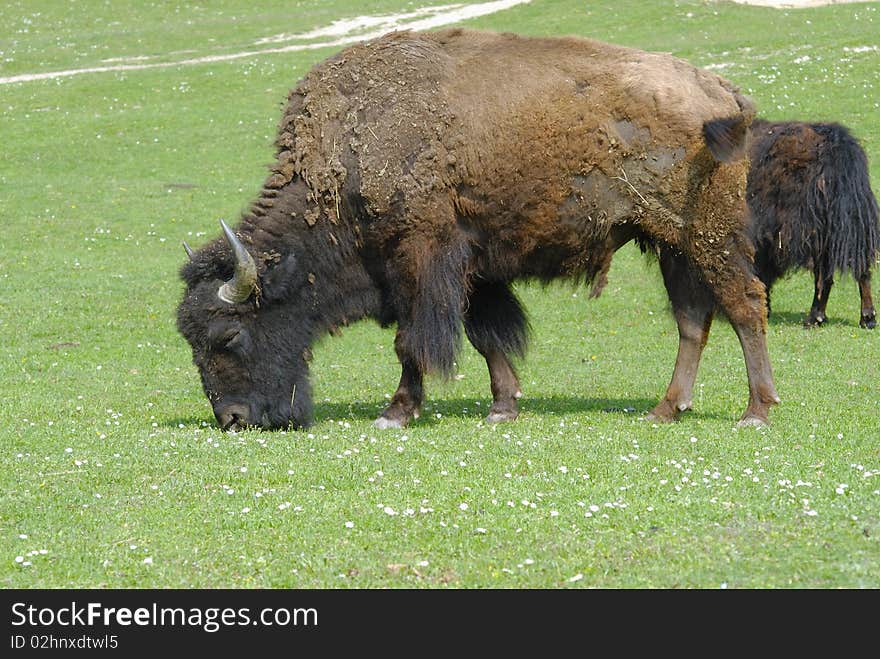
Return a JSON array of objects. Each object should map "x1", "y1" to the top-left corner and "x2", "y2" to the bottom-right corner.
[{"x1": 177, "y1": 28, "x2": 779, "y2": 431}]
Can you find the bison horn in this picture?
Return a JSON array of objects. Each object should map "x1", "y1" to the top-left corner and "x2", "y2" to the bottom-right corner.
[
  {"x1": 218, "y1": 219, "x2": 258, "y2": 303},
  {"x1": 182, "y1": 241, "x2": 195, "y2": 260}
]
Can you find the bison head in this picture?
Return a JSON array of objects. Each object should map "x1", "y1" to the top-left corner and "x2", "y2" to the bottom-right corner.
[{"x1": 176, "y1": 220, "x2": 313, "y2": 431}]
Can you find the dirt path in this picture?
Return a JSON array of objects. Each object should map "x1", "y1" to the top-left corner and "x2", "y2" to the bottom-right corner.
[{"x1": 0, "y1": 0, "x2": 531, "y2": 85}]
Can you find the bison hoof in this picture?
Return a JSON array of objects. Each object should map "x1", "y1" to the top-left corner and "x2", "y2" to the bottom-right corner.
[
  {"x1": 644, "y1": 400, "x2": 682, "y2": 424},
  {"x1": 644, "y1": 412, "x2": 676, "y2": 424},
  {"x1": 860, "y1": 313, "x2": 876, "y2": 329},
  {"x1": 737, "y1": 414, "x2": 769, "y2": 428},
  {"x1": 803, "y1": 313, "x2": 826, "y2": 328},
  {"x1": 373, "y1": 416, "x2": 407, "y2": 430},
  {"x1": 486, "y1": 409, "x2": 518, "y2": 424}
]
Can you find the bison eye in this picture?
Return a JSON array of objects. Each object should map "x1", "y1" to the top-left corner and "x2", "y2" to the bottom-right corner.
[{"x1": 209, "y1": 325, "x2": 252, "y2": 355}]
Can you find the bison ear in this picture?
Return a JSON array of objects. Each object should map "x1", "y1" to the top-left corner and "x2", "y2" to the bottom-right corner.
[
  {"x1": 260, "y1": 254, "x2": 300, "y2": 303},
  {"x1": 703, "y1": 115, "x2": 750, "y2": 163}
]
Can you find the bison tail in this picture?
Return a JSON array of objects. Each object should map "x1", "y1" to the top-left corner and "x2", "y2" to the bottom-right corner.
[{"x1": 814, "y1": 124, "x2": 880, "y2": 280}]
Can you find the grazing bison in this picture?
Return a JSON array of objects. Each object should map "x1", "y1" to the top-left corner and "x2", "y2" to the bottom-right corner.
[
  {"x1": 747, "y1": 119, "x2": 879, "y2": 328},
  {"x1": 177, "y1": 28, "x2": 780, "y2": 431}
]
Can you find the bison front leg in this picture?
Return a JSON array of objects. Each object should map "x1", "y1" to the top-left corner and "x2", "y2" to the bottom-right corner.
[
  {"x1": 374, "y1": 226, "x2": 470, "y2": 429},
  {"x1": 375, "y1": 341, "x2": 424, "y2": 429},
  {"x1": 464, "y1": 281, "x2": 529, "y2": 424},
  {"x1": 647, "y1": 248, "x2": 715, "y2": 423},
  {"x1": 858, "y1": 272, "x2": 876, "y2": 329}
]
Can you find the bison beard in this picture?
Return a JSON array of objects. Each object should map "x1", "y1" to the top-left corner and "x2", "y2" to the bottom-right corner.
[
  {"x1": 746, "y1": 119, "x2": 879, "y2": 329},
  {"x1": 176, "y1": 28, "x2": 781, "y2": 431}
]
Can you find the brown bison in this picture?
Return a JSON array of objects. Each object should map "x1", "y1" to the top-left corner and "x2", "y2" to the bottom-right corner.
[
  {"x1": 747, "y1": 119, "x2": 879, "y2": 329},
  {"x1": 177, "y1": 28, "x2": 780, "y2": 431}
]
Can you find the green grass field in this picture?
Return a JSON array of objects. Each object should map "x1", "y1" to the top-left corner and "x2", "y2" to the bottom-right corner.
[{"x1": 1, "y1": 0, "x2": 878, "y2": 588}]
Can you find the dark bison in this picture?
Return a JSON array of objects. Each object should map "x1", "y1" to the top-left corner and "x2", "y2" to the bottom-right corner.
[
  {"x1": 177, "y1": 28, "x2": 780, "y2": 431},
  {"x1": 747, "y1": 119, "x2": 879, "y2": 328}
]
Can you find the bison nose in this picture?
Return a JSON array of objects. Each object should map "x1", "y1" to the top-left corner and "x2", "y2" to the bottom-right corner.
[{"x1": 215, "y1": 403, "x2": 252, "y2": 432}]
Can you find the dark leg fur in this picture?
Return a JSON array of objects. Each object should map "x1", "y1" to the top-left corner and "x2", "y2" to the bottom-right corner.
[
  {"x1": 463, "y1": 281, "x2": 529, "y2": 423},
  {"x1": 389, "y1": 240, "x2": 470, "y2": 377}
]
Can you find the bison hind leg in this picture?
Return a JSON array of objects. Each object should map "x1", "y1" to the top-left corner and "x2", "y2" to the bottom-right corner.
[
  {"x1": 646, "y1": 246, "x2": 716, "y2": 423},
  {"x1": 804, "y1": 269, "x2": 833, "y2": 328},
  {"x1": 464, "y1": 281, "x2": 529, "y2": 424}
]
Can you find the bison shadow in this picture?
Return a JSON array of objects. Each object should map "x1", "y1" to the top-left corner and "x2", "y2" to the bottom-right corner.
[
  {"x1": 766, "y1": 310, "x2": 853, "y2": 329},
  {"x1": 160, "y1": 394, "x2": 732, "y2": 430}
]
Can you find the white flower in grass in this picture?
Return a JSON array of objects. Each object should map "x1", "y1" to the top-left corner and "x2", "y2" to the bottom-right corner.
[
  {"x1": 459, "y1": 503, "x2": 468, "y2": 511},
  {"x1": 143, "y1": 557, "x2": 153, "y2": 565},
  {"x1": 383, "y1": 506, "x2": 397, "y2": 516},
  {"x1": 475, "y1": 528, "x2": 487, "y2": 534},
  {"x1": 345, "y1": 521, "x2": 354, "y2": 529},
  {"x1": 568, "y1": 573, "x2": 584, "y2": 583},
  {"x1": 835, "y1": 484, "x2": 848, "y2": 495}
]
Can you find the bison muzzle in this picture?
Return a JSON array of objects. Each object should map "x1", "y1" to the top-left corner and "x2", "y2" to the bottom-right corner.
[{"x1": 177, "y1": 28, "x2": 780, "y2": 431}]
